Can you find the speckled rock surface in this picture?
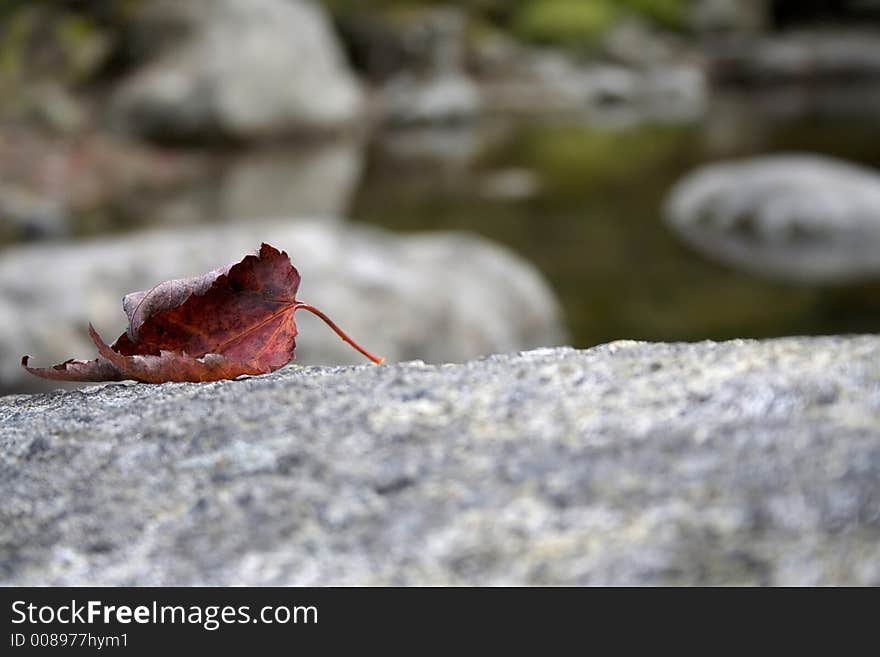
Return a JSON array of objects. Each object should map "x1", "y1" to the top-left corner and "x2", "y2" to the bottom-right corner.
[{"x1": 2, "y1": 336, "x2": 879, "y2": 585}]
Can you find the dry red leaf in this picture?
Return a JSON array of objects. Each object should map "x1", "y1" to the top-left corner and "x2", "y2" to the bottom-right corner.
[{"x1": 22, "y1": 243, "x2": 384, "y2": 383}]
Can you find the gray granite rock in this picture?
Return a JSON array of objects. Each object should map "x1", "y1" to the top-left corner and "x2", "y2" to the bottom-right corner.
[
  {"x1": 665, "y1": 154, "x2": 880, "y2": 283},
  {"x1": 689, "y1": 0, "x2": 768, "y2": 35},
  {"x1": 0, "y1": 183, "x2": 69, "y2": 242},
  {"x1": 379, "y1": 8, "x2": 483, "y2": 124},
  {"x1": 713, "y1": 30, "x2": 880, "y2": 83},
  {"x1": 382, "y1": 71, "x2": 482, "y2": 125},
  {"x1": 2, "y1": 336, "x2": 879, "y2": 585},
  {"x1": 0, "y1": 218, "x2": 564, "y2": 393},
  {"x1": 109, "y1": 0, "x2": 363, "y2": 141},
  {"x1": 483, "y1": 51, "x2": 707, "y2": 124}
]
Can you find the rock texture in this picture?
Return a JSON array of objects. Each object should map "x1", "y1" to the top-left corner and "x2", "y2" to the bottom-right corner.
[
  {"x1": 2, "y1": 336, "x2": 879, "y2": 585},
  {"x1": 0, "y1": 218, "x2": 564, "y2": 393},
  {"x1": 0, "y1": 183, "x2": 68, "y2": 242},
  {"x1": 109, "y1": 0, "x2": 363, "y2": 140},
  {"x1": 665, "y1": 154, "x2": 880, "y2": 283},
  {"x1": 689, "y1": 0, "x2": 768, "y2": 35},
  {"x1": 379, "y1": 8, "x2": 483, "y2": 124},
  {"x1": 479, "y1": 48, "x2": 707, "y2": 123},
  {"x1": 712, "y1": 30, "x2": 880, "y2": 83}
]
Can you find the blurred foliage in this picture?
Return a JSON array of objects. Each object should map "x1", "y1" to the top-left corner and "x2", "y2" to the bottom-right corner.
[
  {"x1": 512, "y1": 0, "x2": 621, "y2": 47},
  {"x1": 324, "y1": 0, "x2": 690, "y2": 51},
  {"x1": 0, "y1": 0, "x2": 140, "y2": 93},
  {"x1": 624, "y1": 0, "x2": 688, "y2": 28},
  {"x1": 0, "y1": 0, "x2": 693, "y2": 100},
  {"x1": 0, "y1": 0, "x2": 145, "y2": 124},
  {"x1": 511, "y1": 0, "x2": 690, "y2": 45},
  {"x1": 495, "y1": 122, "x2": 686, "y2": 197},
  {"x1": 0, "y1": 8, "x2": 104, "y2": 85}
]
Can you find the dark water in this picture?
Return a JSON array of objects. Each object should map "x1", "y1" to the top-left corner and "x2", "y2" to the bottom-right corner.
[
  {"x1": 350, "y1": 103, "x2": 880, "y2": 348},
  {"x1": 6, "y1": 92, "x2": 880, "y2": 350}
]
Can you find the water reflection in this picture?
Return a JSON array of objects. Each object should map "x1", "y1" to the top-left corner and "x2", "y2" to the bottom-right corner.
[
  {"x1": 350, "y1": 97, "x2": 880, "y2": 346},
  {"x1": 151, "y1": 139, "x2": 365, "y2": 225}
]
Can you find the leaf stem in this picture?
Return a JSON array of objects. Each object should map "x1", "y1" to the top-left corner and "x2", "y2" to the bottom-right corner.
[{"x1": 294, "y1": 303, "x2": 385, "y2": 364}]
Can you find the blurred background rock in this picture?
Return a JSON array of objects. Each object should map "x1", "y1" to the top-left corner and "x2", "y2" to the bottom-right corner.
[{"x1": 2, "y1": 0, "x2": 880, "y2": 393}]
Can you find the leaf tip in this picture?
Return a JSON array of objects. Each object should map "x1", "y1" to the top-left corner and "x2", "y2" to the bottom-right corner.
[{"x1": 87, "y1": 322, "x2": 104, "y2": 347}]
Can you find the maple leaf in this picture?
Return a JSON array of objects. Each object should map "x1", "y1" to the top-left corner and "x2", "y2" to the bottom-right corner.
[{"x1": 22, "y1": 243, "x2": 384, "y2": 383}]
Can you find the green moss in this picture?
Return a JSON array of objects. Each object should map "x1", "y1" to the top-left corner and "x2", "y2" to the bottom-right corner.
[
  {"x1": 323, "y1": 0, "x2": 691, "y2": 58},
  {"x1": 497, "y1": 123, "x2": 687, "y2": 198},
  {"x1": 56, "y1": 14, "x2": 109, "y2": 83},
  {"x1": 620, "y1": 0, "x2": 687, "y2": 30},
  {"x1": 513, "y1": 0, "x2": 620, "y2": 48},
  {"x1": 0, "y1": 8, "x2": 33, "y2": 84},
  {"x1": 0, "y1": 5, "x2": 109, "y2": 92}
]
